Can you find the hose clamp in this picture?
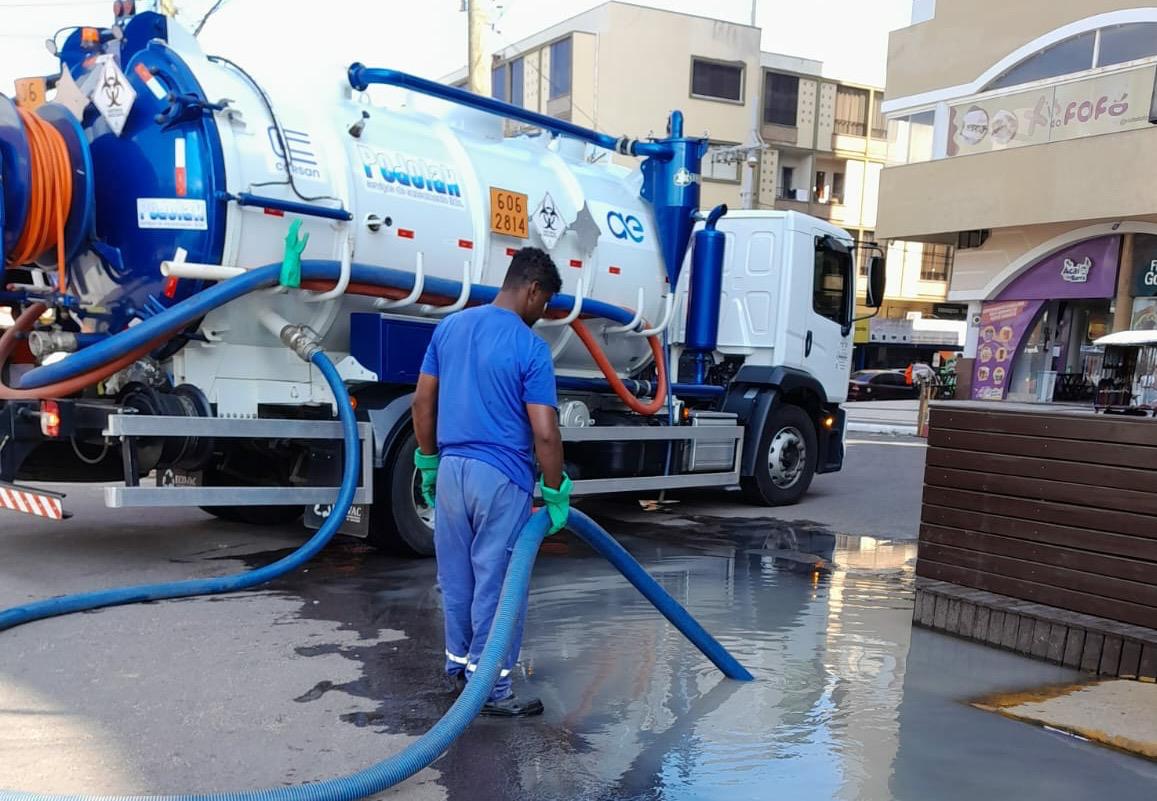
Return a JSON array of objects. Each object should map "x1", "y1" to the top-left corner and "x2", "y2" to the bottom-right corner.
[{"x1": 279, "y1": 324, "x2": 324, "y2": 362}]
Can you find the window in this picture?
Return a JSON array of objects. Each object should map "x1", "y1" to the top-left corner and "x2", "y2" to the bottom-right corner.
[
  {"x1": 691, "y1": 58, "x2": 744, "y2": 102},
  {"x1": 763, "y1": 72, "x2": 799, "y2": 126},
  {"x1": 509, "y1": 57, "x2": 524, "y2": 108},
  {"x1": 778, "y1": 166, "x2": 795, "y2": 199},
  {"x1": 856, "y1": 230, "x2": 875, "y2": 277},
  {"x1": 491, "y1": 64, "x2": 507, "y2": 102},
  {"x1": 1097, "y1": 22, "x2": 1157, "y2": 67},
  {"x1": 703, "y1": 143, "x2": 740, "y2": 182},
  {"x1": 813, "y1": 238, "x2": 851, "y2": 325},
  {"x1": 835, "y1": 85, "x2": 869, "y2": 136},
  {"x1": 814, "y1": 171, "x2": 827, "y2": 202},
  {"x1": 870, "y1": 96, "x2": 887, "y2": 139},
  {"x1": 985, "y1": 31, "x2": 1095, "y2": 90},
  {"x1": 831, "y1": 172, "x2": 845, "y2": 204},
  {"x1": 920, "y1": 243, "x2": 953, "y2": 282},
  {"x1": 549, "y1": 37, "x2": 572, "y2": 99}
]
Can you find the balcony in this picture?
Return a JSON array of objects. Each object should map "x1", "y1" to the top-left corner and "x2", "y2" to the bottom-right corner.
[{"x1": 877, "y1": 126, "x2": 1157, "y2": 240}]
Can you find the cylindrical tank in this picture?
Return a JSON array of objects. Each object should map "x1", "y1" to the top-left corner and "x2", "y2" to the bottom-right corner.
[
  {"x1": 64, "y1": 16, "x2": 667, "y2": 380},
  {"x1": 684, "y1": 205, "x2": 728, "y2": 354}
]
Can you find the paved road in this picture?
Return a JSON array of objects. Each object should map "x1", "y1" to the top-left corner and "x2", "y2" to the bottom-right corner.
[{"x1": 4, "y1": 438, "x2": 1154, "y2": 801}]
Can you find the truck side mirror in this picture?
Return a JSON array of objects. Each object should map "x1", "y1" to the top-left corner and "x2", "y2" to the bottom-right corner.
[{"x1": 866, "y1": 255, "x2": 886, "y2": 308}]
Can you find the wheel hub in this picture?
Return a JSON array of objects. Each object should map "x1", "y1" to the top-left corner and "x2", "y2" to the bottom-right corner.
[{"x1": 767, "y1": 426, "x2": 806, "y2": 489}]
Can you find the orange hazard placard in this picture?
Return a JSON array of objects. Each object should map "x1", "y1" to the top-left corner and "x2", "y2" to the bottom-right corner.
[
  {"x1": 489, "y1": 187, "x2": 528, "y2": 239},
  {"x1": 14, "y1": 77, "x2": 47, "y2": 110}
]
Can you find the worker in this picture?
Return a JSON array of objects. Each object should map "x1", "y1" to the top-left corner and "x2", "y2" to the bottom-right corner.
[{"x1": 411, "y1": 247, "x2": 571, "y2": 718}]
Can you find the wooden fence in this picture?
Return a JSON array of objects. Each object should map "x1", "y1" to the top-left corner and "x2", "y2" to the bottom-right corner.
[{"x1": 918, "y1": 404, "x2": 1157, "y2": 672}]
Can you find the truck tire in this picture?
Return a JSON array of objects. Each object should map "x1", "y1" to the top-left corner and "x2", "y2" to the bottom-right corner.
[
  {"x1": 367, "y1": 430, "x2": 436, "y2": 557},
  {"x1": 741, "y1": 403, "x2": 817, "y2": 506}
]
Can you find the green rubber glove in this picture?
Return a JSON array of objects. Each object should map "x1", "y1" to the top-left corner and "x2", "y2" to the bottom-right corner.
[
  {"x1": 539, "y1": 473, "x2": 573, "y2": 535},
  {"x1": 413, "y1": 449, "x2": 439, "y2": 508},
  {"x1": 279, "y1": 218, "x2": 309, "y2": 289}
]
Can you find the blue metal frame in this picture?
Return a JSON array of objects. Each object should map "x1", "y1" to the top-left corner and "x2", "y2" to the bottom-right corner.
[
  {"x1": 232, "y1": 192, "x2": 353, "y2": 222},
  {"x1": 0, "y1": 94, "x2": 31, "y2": 260}
]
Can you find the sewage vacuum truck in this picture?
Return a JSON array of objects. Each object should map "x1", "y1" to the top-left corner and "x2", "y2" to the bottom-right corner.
[{"x1": 0, "y1": 9, "x2": 884, "y2": 555}]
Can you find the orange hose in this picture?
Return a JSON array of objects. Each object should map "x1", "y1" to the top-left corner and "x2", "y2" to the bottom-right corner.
[
  {"x1": 570, "y1": 319, "x2": 667, "y2": 415},
  {"x1": 6, "y1": 109, "x2": 73, "y2": 292}
]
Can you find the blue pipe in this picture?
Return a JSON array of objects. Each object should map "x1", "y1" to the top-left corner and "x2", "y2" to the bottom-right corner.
[
  {"x1": 556, "y1": 376, "x2": 724, "y2": 399},
  {"x1": 347, "y1": 65, "x2": 672, "y2": 159},
  {"x1": 15, "y1": 260, "x2": 639, "y2": 390},
  {"x1": 0, "y1": 350, "x2": 359, "y2": 632},
  {"x1": 231, "y1": 192, "x2": 353, "y2": 222}
]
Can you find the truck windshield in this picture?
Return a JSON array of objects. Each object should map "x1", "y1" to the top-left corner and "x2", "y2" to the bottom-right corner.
[{"x1": 813, "y1": 237, "x2": 853, "y2": 327}]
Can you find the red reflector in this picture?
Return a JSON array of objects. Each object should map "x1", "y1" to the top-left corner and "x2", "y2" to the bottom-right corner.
[
  {"x1": 458, "y1": 239, "x2": 473, "y2": 249},
  {"x1": 608, "y1": 266, "x2": 622, "y2": 275},
  {"x1": 163, "y1": 276, "x2": 180, "y2": 299},
  {"x1": 40, "y1": 401, "x2": 61, "y2": 438},
  {"x1": 398, "y1": 228, "x2": 415, "y2": 239},
  {"x1": 505, "y1": 247, "x2": 517, "y2": 257},
  {"x1": 174, "y1": 168, "x2": 187, "y2": 197},
  {"x1": 263, "y1": 207, "x2": 285, "y2": 217},
  {"x1": 134, "y1": 63, "x2": 152, "y2": 82},
  {"x1": 569, "y1": 259, "x2": 582, "y2": 268}
]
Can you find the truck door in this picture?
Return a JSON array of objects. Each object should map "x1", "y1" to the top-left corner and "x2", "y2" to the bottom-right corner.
[{"x1": 803, "y1": 233, "x2": 854, "y2": 401}]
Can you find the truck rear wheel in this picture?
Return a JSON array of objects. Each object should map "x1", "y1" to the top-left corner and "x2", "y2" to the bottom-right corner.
[
  {"x1": 367, "y1": 430, "x2": 436, "y2": 557},
  {"x1": 741, "y1": 403, "x2": 817, "y2": 506}
]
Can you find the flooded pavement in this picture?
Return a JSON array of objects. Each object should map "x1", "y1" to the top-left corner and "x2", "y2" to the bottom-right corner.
[{"x1": 258, "y1": 509, "x2": 1157, "y2": 801}]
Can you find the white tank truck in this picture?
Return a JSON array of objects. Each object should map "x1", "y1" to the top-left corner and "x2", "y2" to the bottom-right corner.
[{"x1": 0, "y1": 10, "x2": 885, "y2": 554}]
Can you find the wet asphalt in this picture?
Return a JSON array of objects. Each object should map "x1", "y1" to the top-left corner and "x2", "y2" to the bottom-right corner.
[{"x1": 2, "y1": 438, "x2": 1156, "y2": 800}]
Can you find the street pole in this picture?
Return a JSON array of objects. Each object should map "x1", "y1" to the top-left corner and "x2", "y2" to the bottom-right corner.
[
  {"x1": 466, "y1": 0, "x2": 492, "y2": 97},
  {"x1": 740, "y1": 0, "x2": 760, "y2": 209}
]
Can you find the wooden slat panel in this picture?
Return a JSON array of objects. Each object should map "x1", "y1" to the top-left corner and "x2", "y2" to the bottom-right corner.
[
  {"x1": 918, "y1": 541, "x2": 1157, "y2": 608},
  {"x1": 920, "y1": 504, "x2": 1157, "y2": 563},
  {"x1": 920, "y1": 525, "x2": 1157, "y2": 584},
  {"x1": 927, "y1": 428, "x2": 1157, "y2": 470},
  {"x1": 930, "y1": 406, "x2": 1157, "y2": 447},
  {"x1": 916, "y1": 560, "x2": 1157, "y2": 629},
  {"x1": 926, "y1": 447, "x2": 1157, "y2": 493},
  {"x1": 925, "y1": 467, "x2": 1157, "y2": 517}
]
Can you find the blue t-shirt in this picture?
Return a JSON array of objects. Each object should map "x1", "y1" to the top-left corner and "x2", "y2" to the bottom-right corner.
[{"x1": 419, "y1": 304, "x2": 558, "y2": 492}]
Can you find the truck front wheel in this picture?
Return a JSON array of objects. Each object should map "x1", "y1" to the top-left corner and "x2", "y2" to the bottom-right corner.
[
  {"x1": 741, "y1": 404, "x2": 818, "y2": 506},
  {"x1": 367, "y1": 430, "x2": 436, "y2": 556}
]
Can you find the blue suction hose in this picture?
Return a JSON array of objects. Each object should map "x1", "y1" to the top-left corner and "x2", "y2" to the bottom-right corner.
[{"x1": 0, "y1": 265, "x2": 751, "y2": 800}]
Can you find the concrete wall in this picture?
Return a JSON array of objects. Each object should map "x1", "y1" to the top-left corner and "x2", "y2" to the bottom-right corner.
[{"x1": 886, "y1": 0, "x2": 1144, "y2": 100}]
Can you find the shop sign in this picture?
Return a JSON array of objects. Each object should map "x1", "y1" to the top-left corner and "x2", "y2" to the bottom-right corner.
[
  {"x1": 998, "y1": 235, "x2": 1120, "y2": 301},
  {"x1": 1132, "y1": 235, "x2": 1157, "y2": 297},
  {"x1": 971, "y1": 299, "x2": 1045, "y2": 401},
  {"x1": 932, "y1": 303, "x2": 968, "y2": 320},
  {"x1": 948, "y1": 63, "x2": 1156, "y2": 157}
]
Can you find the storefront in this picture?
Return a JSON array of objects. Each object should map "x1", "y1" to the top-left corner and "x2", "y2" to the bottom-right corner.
[{"x1": 971, "y1": 235, "x2": 1119, "y2": 401}]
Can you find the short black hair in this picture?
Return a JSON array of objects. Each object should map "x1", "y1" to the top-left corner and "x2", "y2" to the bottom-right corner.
[{"x1": 503, "y1": 247, "x2": 562, "y2": 295}]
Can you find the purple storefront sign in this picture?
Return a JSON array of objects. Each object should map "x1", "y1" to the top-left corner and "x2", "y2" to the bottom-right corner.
[
  {"x1": 997, "y1": 235, "x2": 1121, "y2": 301},
  {"x1": 972, "y1": 299, "x2": 1046, "y2": 400}
]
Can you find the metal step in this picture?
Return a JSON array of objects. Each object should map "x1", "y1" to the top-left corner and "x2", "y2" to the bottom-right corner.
[{"x1": 103, "y1": 415, "x2": 373, "y2": 509}]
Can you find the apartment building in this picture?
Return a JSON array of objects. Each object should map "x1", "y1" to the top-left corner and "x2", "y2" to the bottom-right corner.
[
  {"x1": 446, "y1": 1, "x2": 962, "y2": 366},
  {"x1": 878, "y1": 0, "x2": 1157, "y2": 400}
]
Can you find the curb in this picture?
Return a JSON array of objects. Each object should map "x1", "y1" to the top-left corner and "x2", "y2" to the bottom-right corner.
[{"x1": 846, "y1": 422, "x2": 920, "y2": 436}]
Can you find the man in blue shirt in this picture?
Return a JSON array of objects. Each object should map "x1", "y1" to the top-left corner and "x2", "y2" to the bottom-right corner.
[{"x1": 411, "y1": 247, "x2": 571, "y2": 717}]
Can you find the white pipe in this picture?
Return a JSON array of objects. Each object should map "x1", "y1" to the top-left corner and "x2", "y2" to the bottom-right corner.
[
  {"x1": 257, "y1": 308, "x2": 293, "y2": 340},
  {"x1": 161, "y1": 247, "x2": 246, "y2": 281},
  {"x1": 634, "y1": 292, "x2": 674, "y2": 337},
  {"x1": 376, "y1": 251, "x2": 426, "y2": 309},
  {"x1": 305, "y1": 228, "x2": 352, "y2": 302},
  {"x1": 420, "y1": 260, "x2": 471, "y2": 315},
  {"x1": 536, "y1": 279, "x2": 585, "y2": 328},
  {"x1": 603, "y1": 287, "x2": 646, "y2": 334}
]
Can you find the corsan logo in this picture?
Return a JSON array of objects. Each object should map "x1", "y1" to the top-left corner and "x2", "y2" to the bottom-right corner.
[{"x1": 356, "y1": 145, "x2": 463, "y2": 203}]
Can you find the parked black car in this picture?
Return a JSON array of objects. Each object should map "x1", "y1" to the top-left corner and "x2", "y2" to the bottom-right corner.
[{"x1": 847, "y1": 369, "x2": 920, "y2": 401}]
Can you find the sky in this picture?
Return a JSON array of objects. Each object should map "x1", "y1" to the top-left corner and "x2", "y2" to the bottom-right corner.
[{"x1": 0, "y1": 0, "x2": 912, "y2": 94}]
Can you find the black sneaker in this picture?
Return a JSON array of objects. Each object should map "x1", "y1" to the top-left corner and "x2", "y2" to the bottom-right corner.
[
  {"x1": 446, "y1": 673, "x2": 467, "y2": 695},
  {"x1": 480, "y1": 694, "x2": 544, "y2": 717}
]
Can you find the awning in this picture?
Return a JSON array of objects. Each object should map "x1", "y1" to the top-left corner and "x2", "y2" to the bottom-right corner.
[{"x1": 1093, "y1": 329, "x2": 1157, "y2": 346}]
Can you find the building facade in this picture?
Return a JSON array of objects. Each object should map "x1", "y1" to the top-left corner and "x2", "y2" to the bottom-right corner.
[
  {"x1": 878, "y1": 0, "x2": 1157, "y2": 401},
  {"x1": 446, "y1": 1, "x2": 959, "y2": 367}
]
